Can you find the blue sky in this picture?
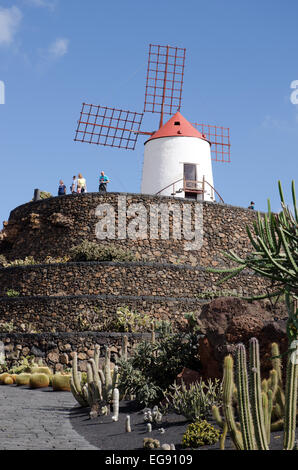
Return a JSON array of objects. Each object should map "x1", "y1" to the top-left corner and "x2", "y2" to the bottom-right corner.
[{"x1": 0, "y1": 0, "x2": 297, "y2": 224}]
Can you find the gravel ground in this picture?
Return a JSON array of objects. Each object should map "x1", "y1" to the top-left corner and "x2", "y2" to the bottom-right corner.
[
  {"x1": 69, "y1": 400, "x2": 295, "y2": 451},
  {"x1": 0, "y1": 385, "x2": 97, "y2": 450},
  {"x1": 0, "y1": 386, "x2": 296, "y2": 451}
]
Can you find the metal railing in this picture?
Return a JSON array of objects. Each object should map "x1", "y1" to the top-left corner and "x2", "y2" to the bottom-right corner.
[{"x1": 155, "y1": 177, "x2": 224, "y2": 203}]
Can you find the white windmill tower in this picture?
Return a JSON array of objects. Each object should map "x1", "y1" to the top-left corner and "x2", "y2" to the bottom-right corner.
[{"x1": 74, "y1": 44, "x2": 230, "y2": 202}]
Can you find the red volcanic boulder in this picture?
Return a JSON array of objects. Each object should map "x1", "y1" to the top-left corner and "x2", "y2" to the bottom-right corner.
[
  {"x1": 176, "y1": 367, "x2": 202, "y2": 387},
  {"x1": 197, "y1": 297, "x2": 288, "y2": 380}
]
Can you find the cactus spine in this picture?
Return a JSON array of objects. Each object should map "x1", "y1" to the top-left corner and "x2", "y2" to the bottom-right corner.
[{"x1": 219, "y1": 338, "x2": 298, "y2": 450}]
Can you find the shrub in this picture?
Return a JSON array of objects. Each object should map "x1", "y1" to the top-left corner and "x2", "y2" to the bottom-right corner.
[
  {"x1": 6, "y1": 289, "x2": 20, "y2": 297},
  {"x1": 69, "y1": 240, "x2": 135, "y2": 262},
  {"x1": 40, "y1": 191, "x2": 52, "y2": 199},
  {"x1": 163, "y1": 379, "x2": 222, "y2": 422},
  {"x1": 0, "y1": 255, "x2": 7, "y2": 267},
  {"x1": 5, "y1": 257, "x2": 36, "y2": 267},
  {"x1": 8, "y1": 356, "x2": 38, "y2": 375},
  {"x1": 43, "y1": 255, "x2": 70, "y2": 264},
  {"x1": 105, "y1": 307, "x2": 151, "y2": 333},
  {"x1": 181, "y1": 420, "x2": 220, "y2": 448},
  {"x1": 118, "y1": 331, "x2": 201, "y2": 407},
  {"x1": 0, "y1": 321, "x2": 14, "y2": 332}
]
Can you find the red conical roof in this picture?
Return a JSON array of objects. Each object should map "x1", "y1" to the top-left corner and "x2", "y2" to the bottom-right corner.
[{"x1": 146, "y1": 111, "x2": 207, "y2": 143}]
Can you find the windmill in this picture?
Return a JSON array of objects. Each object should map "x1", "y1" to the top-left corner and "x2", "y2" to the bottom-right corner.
[{"x1": 74, "y1": 44, "x2": 230, "y2": 202}]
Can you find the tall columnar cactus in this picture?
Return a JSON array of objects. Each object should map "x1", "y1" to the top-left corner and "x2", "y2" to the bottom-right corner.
[
  {"x1": 70, "y1": 351, "x2": 89, "y2": 407},
  {"x1": 87, "y1": 345, "x2": 119, "y2": 417},
  {"x1": 217, "y1": 338, "x2": 298, "y2": 450}
]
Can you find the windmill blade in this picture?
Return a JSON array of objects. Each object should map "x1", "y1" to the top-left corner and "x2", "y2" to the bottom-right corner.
[
  {"x1": 192, "y1": 122, "x2": 231, "y2": 163},
  {"x1": 74, "y1": 103, "x2": 144, "y2": 150},
  {"x1": 144, "y1": 44, "x2": 186, "y2": 121}
]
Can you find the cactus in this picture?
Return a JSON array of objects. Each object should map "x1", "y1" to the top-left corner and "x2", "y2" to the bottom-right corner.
[
  {"x1": 30, "y1": 366, "x2": 52, "y2": 376},
  {"x1": 3, "y1": 376, "x2": 14, "y2": 385},
  {"x1": 219, "y1": 338, "x2": 298, "y2": 450},
  {"x1": 29, "y1": 373, "x2": 50, "y2": 389},
  {"x1": 207, "y1": 181, "x2": 297, "y2": 350},
  {"x1": 15, "y1": 373, "x2": 31, "y2": 386},
  {"x1": 112, "y1": 388, "x2": 119, "y2": 422},
  {"x1": 52, "y1": 374, "x2": 71, "y2": 392},
  {"x1": 0, "y1": 373, "x2": 13, "y2": 385},
  {"x1": 70, "y1": 346, "x2": 119, "y2": 417},
  {"x1": 125, "y1": 415, "x2": 131, "y2": 432},
  {"x1": 143, "y1": 438, "x2": 160, "y2": 449},
  {"x1": 70, "y1": 352, "x2": 89, "y2": 407}
]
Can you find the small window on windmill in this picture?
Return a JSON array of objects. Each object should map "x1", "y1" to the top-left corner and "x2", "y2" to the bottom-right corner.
[{"x1": 174, "y1": 121, "x2": 180, "y2": 126}]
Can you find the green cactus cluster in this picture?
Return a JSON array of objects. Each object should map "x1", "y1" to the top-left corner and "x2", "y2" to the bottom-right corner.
[
  {"x1": 181, "y1": 420, "x2": 220, "y2": 448},
  {"x1": 70, "y1": 345, "x2": 119, "y2": 417},
  {"x1": 213, "y1": 338, "x2": 297, "y2": 450}
]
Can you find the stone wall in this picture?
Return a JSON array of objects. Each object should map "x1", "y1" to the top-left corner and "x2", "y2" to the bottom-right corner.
[
  {"x1": 0, "y1": 192, "x2": 259, "y2": 267},
  {"x1": 0, "y1": 193, "x2": 272, "y2": 371},
  {"x1": 0, "y1": 332, "x2": 151, "y2": 372},
  {"x1": 0, "y1": 261, "x2": 268, "y2": 299},
  {"x1": 0, "y1": 294, "x2": 205, "y2": 333}
]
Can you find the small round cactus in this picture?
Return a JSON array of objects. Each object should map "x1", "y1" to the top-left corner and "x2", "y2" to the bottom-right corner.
[
  {"x1": 29, "y1": 373, "x2": 50, "y2": 389},
  {"x1": 30, "y1": 366, "x2": 52, "y2": 376},
  {"x1": 3, "y1": 376, "x2": 14, "y2": 385},
  {"x1": 52, "y1": 374, "x2": 71, "y2": 392},
  {"x1": 16, "y1": 373, "x2": 32, "y2": 386},
  {"x1": 0, "y1": 373, "x2": 12, "y2": 385}
]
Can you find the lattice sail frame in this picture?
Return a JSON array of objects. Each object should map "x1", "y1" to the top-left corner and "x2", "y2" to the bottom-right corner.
[
  {"x1": 74, "y1": 44, "x2": 231, "y2": 163},
  {"x1": 74, "y1": 103, "x2": 144, "y2": 150},
  {"x1": 144, "y1": 44, "x2": 186, "y2": 116},
  {"x1": 193, "y1": 122, "x2": 231, "y2": 163}
]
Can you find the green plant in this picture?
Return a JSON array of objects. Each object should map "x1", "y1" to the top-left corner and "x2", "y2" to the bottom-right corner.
[
  {"x1": 163, "y1": 378, "x2": 222, "y2": 422},
  {"x1": 69, "y1": 240, "x2": 135, "y2": 262},
  {"x1": 0, "y1": 255, "x2": 7, "y2": 267},
  {"x1": 143, "y1": 438, "x2": 160, "y2": 449},
  {"x1": 208, "y1": 181, "x2": 297, "y2": 346},
  {"x1": 0, "y1": 321, "x2": 15, "y2": 332},
  {"x1": 105, "y1": 307, "x2": 151, "y2": 333},
  {"x1": 8, "y1": 356, "x2": 38, "y2": 375},
  {"x1": 4, "y1": 257, "x2": 36, "y2": 267},
  {"x1": 29, "y1": 373, "x2": 50, "y2": 389},
  {"x1": 6, "y1": 290, "x2": 20, "y2": 297},
  {"x1": 218, "y1": 338, "x2": 297, "y2": 450},
  {"x1": 71, "y1": 345, "x2": 119, "y2": 417},
  {"x1": 15, "y1": 373, "x2": 32, "y2": 386},
  {"x1": 52, "y1": 374, "x2": 71, "y2": 391},
  {"x1": 43, "y1": 255, "x2": 70, "y2": 264},
  {"x1": 118, "y1": 331, "x2": 201, "y2": 407},
  {"x1": 181, "y1": 420, "x2": 220, "y2": 448},
  {"x1": 40, "y1": 191, "x2": 52, "y2": 199}
]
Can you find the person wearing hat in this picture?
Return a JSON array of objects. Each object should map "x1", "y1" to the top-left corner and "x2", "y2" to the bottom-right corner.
[{"x1": 248, "y1": 201, "x2": 255, "y2": 210}]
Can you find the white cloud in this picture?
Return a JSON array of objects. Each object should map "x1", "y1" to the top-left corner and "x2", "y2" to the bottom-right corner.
[
  {"x1": 24, "y1": 0, "x2": 56, "y2": 10},
  {"x1": 48, "y1": 38, "x2": 69, "y2": 58},
  {"x1": 0, "y1": 6, "x2": 22, "y2": 46}
]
